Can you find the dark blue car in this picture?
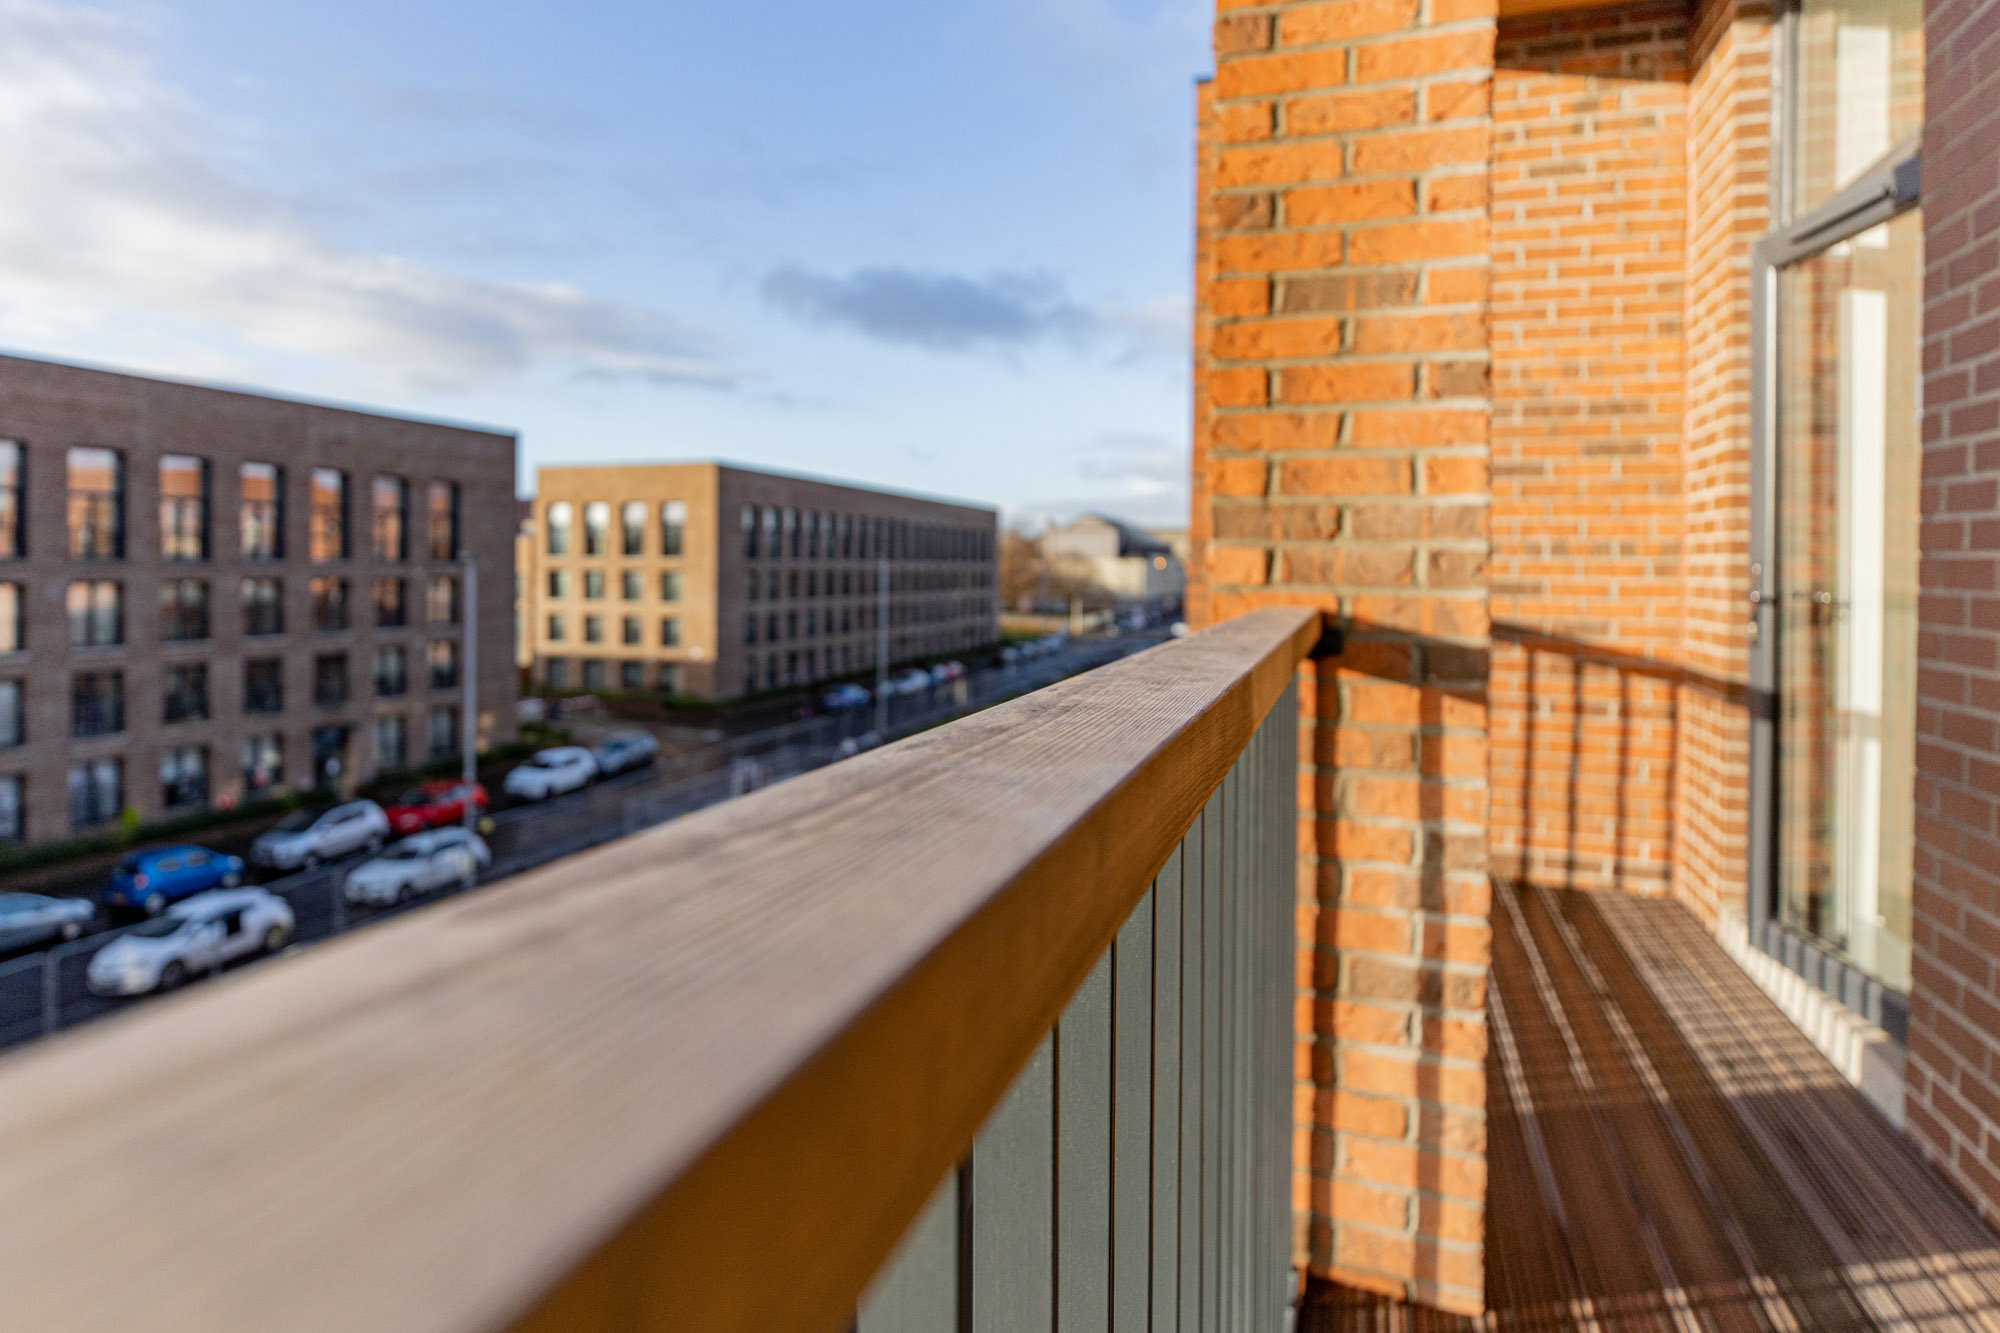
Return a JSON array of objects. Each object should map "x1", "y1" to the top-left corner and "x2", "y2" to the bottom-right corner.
[{"x1": 105, "y1": 845, "x2": 246, "y2": 916}]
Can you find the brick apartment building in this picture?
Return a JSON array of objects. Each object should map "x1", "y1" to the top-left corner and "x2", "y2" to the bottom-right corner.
[
  {"x1": 518, "y1": 464, "x2": 998, "y2": 702},
  {"x1": 0, "y1": 355, "x2": 517, "y2": 850},
  {"x1": 1189, "y1": 0, "x2": 1997, "y2": 1313}
]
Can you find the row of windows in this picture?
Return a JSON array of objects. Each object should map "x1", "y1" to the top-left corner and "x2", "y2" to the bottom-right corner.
[
  {"x1": 741, "y1": 567, "x2": 989, "y2": 603},
  {"x1": 543, "y1": 569, "x2": 683, "y2": 603},
  {"x1": 0, "y1": 441, "x2": 463, "y2": 564},
  {"x1": 741, "y1": 599, "x2": 988, "y2": 646},
  {"x1": 542, "y1": 659, "x2": 683, "y2": 694},
  {"x1": 546, "y1": 614, "x2": 682, "y2": 648},
  {"x1": 0, "y1": 576, "x2": 461, "y2": 651},
  {"x1": 545, "y1": 500, "x2": 687, "y2": 558},
  {"x1": 739, "y1": 504, "x2": 990, "y2": 564}
]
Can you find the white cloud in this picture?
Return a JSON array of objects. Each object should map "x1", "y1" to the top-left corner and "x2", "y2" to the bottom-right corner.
[{"x1": 0, "y1": 0, "x2": 734, "y2": 393}]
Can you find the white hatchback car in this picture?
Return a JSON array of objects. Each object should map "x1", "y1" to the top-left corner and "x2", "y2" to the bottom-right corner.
[
  {"x1": 250, "y1": 801, "x2": 390, "y2": 872},
  {"x1": 343, "y1": 828, "x2": 491, "y2": 907},
  {"x1": 503, "y1": 747, "x2": 599, "y2": 801},
  {"x1": 85, "y1": 889, "x2": 295, "y2": 996}
]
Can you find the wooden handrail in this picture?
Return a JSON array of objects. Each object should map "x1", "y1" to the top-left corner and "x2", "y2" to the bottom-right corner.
[{"x1": 0, "y1": 606, "x2": 1320, "y2": 1333}]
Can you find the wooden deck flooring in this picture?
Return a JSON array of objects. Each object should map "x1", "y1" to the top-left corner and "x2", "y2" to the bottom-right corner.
[{"x1": 1302, "y1": 885, "x2": 2000, "y2": 1332}]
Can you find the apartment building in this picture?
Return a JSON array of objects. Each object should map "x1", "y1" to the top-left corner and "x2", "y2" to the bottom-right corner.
[
  {"x1": 0, "y1": 354, "x2": 517, "y2": 849},
  {"x1": 1041, "y1": 513, "x2": 1188, "y2": 610},
  {"x1": 521, "y1": 463, "x2": 998, "y2": 701}
]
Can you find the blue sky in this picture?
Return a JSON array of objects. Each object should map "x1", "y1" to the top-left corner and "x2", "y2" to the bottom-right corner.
[{"x1": 0, "y1": 0, "x2": 1213, "y2": 527}]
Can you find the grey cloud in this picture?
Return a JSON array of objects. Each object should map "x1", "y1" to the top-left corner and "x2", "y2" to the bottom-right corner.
[{"x1": 763, "y1": 265, "x2": 1096, "y2": 352}]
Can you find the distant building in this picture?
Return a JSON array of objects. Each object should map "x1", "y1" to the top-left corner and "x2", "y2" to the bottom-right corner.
[
  {"x1": 520, "y1": 463, "x2": 1000, "y2": 701},
  {"x1": 1040, "y1": 514, "x2": 1186, "y2": 610}
]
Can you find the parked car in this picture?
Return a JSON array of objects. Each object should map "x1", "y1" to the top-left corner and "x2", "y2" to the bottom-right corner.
[
  {"x1": 928, "y1": 662, "x2": 953, "y2": 685},
  {"x1": 939, "y1": 660, "x2": 967, "y2": 681},
  {"x1": 593, "y1": 730, "x2": 661, "y2": 776},
  {"x1": 343, "y1": 828, "x2": 491, "y2": 907},
  {"x1": 383, "y1": 781, "x2": 489, "y2": 836},
  {"x1": 249, "y1": 802, "x2": 390, "y2": 874},
  {"x1": 85, "y1": 889, "x2": 294, "y2": 997},
  {"x1": 820, "y1": 683, "x2": 871, "y2": 711},
  {"x1": 0, "y1": 894, "x2": 96, "y2": 951},
  {"x1": 1000, "y1": 645, "x2": 1023, "y2": 667},
  {"x1": 888, "y1": 668, "x2": 933, "y2": 696},
  {"x1": 105, "y1": 845, "x2": 246, "y2": 916},
  {"x1": 502, "y1": 747, "x2": 599, "y2": 800}
]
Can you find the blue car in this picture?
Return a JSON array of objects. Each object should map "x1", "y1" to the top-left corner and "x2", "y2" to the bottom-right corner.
[{"x1": 105, "y1": 845, "x2": 246, "y2": 916}]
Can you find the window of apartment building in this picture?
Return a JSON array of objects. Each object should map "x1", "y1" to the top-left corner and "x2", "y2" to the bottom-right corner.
[
  {"x1": 742, "y1": 504, "x2": 758, "y2": 558},
  {"x1": 767, "y1": 571, "x2": 779, "y2": 601},
  {"x1": 657, "y1": 663, "x2": 680, "y2": 694},
  {"x1": 68, "y1": 758, "x2": 121, "y2": 829},
  {"x1": 66, "y1": 580, "x2": 122, "y2": 648},
  {"x1": 744, "y1": 660, "x2": 757, "y2": 694},
  {"x1": 583, "y1": 570, "x2": 604, "y2": 601},
  {"x1": 621, "y1": 615, "x2": 641, "y2": 646},
  {"x1": 547, "y1": 569, "x2": 569, "y2": 599},
  {"x1": 375, "y1": 714, "x2": 407, "y2": 771},
  {"x1": 583, "y1": 501, "x2": 610, "y2": 556},
  {"x1": 242, "y1": 735, "x2": 283, "y2": 796},
  {"x1": 160, "y1": 745, "x2": 207, "y2": 812},
  {"x1": 0, "y1": 774, "x2": 20, "y2": 843},
  {"x1": 241, "y1": 462, "x2": 284, "y2": 560},
  {"x1": 0, "y1": 441, "x2": 21, "y2": 560},
  {"x1": 160, "y1": 579, "x2": 210, "y2": 642},
  {"x1": 744, "y1": 571, "x2": 757, "y2": 603},
  {"x1": 786, "y1": 610, "x2": 798, "y2": 640},
  {"x1": 582, "y1": 659, "x2": 605, "y2": 691},
  {"x1": 428, "y1": 574, "x2": 460, "y2": 625},
  {"x1": 244, "y1": 658, "x2": 283, "y2": 714},
  {"x1": 545, "y1": 659, "x2": 568, "y2": 689},
  {"x1": 312, "y1": 577, "x2": 350, "y2": 632},
  {"x1": 804, "y1": 510, "x2": 818, "y2": 559},
  {"x1": 583, "y1": 615, "x2": 603, "y2": 644},
  {"x1": 0, "y1": 680, "x2": 20, "y2": 749},
  {"x1": 310, "y1": 468, "x2": 348, "y2": 562},
  {"x1": 788, "y1": 571, "x2": 799, "y2": 599},
  {"x1": 314, "y1": 654, "x2": 349, "y2": 708},
  {"x1": 159, "y1": 455, "x2": 209, "y2": 561},
  {"x1": 67, "y1": 447, "x2": 124, "y2": 560},
  {"x1": 621, "y1": 570, "x2": 643, "y2": 601},
  {"x1": 372, "y1": 476, "x2": 409, "y2": 562},
  {"x1": 374, "y1": 576, "x2": 407, "y2": 628},
  {"x1": 660, "y1": 501, "x2": 687, "y2": 558},
  {"x1": 660, "y1": 617, "x2": 681, "y2": 648},
  {"x1": 621, "y1": 501, "x2": 646, "y2": 556},
  {"x1": 428, "y1": 481, "x2": 460, "y2": 561},
  {"x1": 428, "y1": 640, "x2": 459, "y2": 691},
  {"x1": 375, "y1": 644, "x2": 408, "y2": 698},
  {"x1": 745, "y1": 617, "x2": 757, "y2": 646},
  {"x1": 162, "y1": 663, "x2": 208, "y2": 724},
  {"x1": 620, "y1": 661, "x2": 643, "y2": 691},
  {"x1": 766, "y1": 612, "x2": 778, "y2": 642},
  {"x1": 761, "y1": 506, "x2": 778, "y2": 558},
  {"x1": 783, "y1": 507, "x2": 798, "y2": 559},
  {"x1": 242, "y1": 578, "x2": 283, "y2": 637},
  {"x1": 428, "y1": 706, "x2": 458, "y2": 760},
  {"x1": 71, "y1": 670, "x2": 123, "y2": 738},
  {"x1": 547, "y1": 612, "x2": 565, "y2": 642},
  {"x1": 805, "y1": 609, "x2": 817, "y2": 638},
  {"x1": 546, "y1": 501, "x2": 573, "y2": 556},
  {"x1": 806, "y1": 572, "x2": 817, "y2": 599},
  {"x1": 660, "y1": 571, "x2": 682, "y2": 604}
]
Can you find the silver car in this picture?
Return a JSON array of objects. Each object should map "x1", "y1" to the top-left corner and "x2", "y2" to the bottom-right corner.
[
  {"x1": 85, "y1": 890, "x2": 295, "y2": 996},
  {"x1": 343, "y1": 829, "x2": 491, "y2": 907},
  {"x1": 0, "y1": 894, "x2": 95, "y2": 952},
  {"x1": 250, "y1": 801, "x2": 390, "y2": 871}
]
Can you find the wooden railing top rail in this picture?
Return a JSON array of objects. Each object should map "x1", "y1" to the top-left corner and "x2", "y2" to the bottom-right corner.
[{"x1": 0, "y1": 607, "x2": 1320, "y2": 1333}]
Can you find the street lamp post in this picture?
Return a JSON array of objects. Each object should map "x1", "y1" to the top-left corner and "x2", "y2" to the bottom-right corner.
[{"x1": 462, "y1": 554, "x2": 478, "y2": 832}]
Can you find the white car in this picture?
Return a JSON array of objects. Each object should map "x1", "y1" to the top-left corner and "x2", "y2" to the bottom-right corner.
[
  {"x1": 249, "y1": 801, "x2": 390, "y2": 872},
  {"x1": 503, "y1": 747, "x2": 599, "y2": 800},
  {"x1": 593, "y1": 730, "x2": 660, "y2": 776},
  {"x1": 85, "y1": 890, "x2": 294, "y2": 997},
  {"x1": 887, "y1": 668, "x2": 932, "y2": 697},
  {"x1": 343, "y1": 828, "x2": 491, "y2": 907}
]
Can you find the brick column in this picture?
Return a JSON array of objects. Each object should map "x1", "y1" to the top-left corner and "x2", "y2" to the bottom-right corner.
[{"x1": 1193, "y1": 0, "x2": 1495, "y2": 1313}]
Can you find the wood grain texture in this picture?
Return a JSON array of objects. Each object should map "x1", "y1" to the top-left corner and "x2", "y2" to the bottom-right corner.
[{"x1": 0, "y1": 606, "x2": 1319, "y2": 1333}]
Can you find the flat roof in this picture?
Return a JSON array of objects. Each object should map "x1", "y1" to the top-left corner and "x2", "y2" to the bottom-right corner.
[{"x1": 534, "y1": 459, "x2": 997, "y2": 515}]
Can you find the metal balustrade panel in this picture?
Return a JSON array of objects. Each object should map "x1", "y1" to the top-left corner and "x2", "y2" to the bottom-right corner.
[
  {"x1": 1180, "y1": 802, "x2": 1208, "y2": 1333},
  {"x1": 1201, "y1": 785, "x2": 1225, "y2": 1333},
  {"x1": 857, "y1": 1173, "x2": 959, "y2": 1333},
  {"x1": 970, "y1": 1033, "x2": 1054, "y2": 1333},
  {"x1": 1111, "y1": 889, "x2": 1154, "y2": 1333},
  {"x1": 1056, "y1": 952, "x2": 1112, "y2": 1331},
  {"x1": 1151, "y1": 846, "x2": 1185, "y2": 1333}
]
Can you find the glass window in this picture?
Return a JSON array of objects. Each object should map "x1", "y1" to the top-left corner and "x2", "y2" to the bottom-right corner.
[
  {"x1": 547, "y1": 501, "x2": 573, "y2": 556},
  {"x1": 428, "y1": 639, "x2": 459, "y2": 690},
  {"x1": 162, "y1": 663, "x2": 208, "y2": 724},
  {"x1": 428, "y1": 574, "x2": 460, "y2": 625},
  {"x1": 241, "y1": 462, "x2": 284, "y2": 560},
  {"x1": 762, "y1": 506, "x2": 779, "y2": 557},
  {"x1": 0, "y1": 441, "x2": 20, "y2": 559},
  {"x1": 805, "y1": 510, "x2": 818, "y2": 559},
  {"x1": 622, "y1": 501, "x2": 646, "y2": 556},
  {"x1": 428, "y1": 481, "x2": 460, "y2": 561},
  {"x1": 622, "y1": 615, "x2": 641, "y2": 646},
  {"x1": 374, "y1": 577, "x2": 407, "y2": 628},
  {"x1": 160, "y1": 746, "x2": 207, "y2": 811},
  {"x1": 244, "y1": 659, "x2": 284, "y2": 714},
  {"x1": 314, "y1": 654, "x2": 349, "y2": 707},
  {"x1": 372, "y1": 476, "x2": 409, "y2": 562},
  {"x1": 584, "y1": 501, "x2": 610, "y2": 556},
  {"x1": 1789, "y1": 0, "x2": 1924, "y2": 215},
  {"x1": 67, "y1": 447, "x2": 124, "y2": 560},
  {"x1": 66, "y1": 580, "x2": 122, "y2": 647},
  {"x1": 582, "y1": 659, "x2": 605, "y2": 690},
  {"x1": 657, "y1": 663, "x2": 681, "y2": 694},
  {"x1": 375, "y1": 645, "x2": 408, "y2": 698},
  {"x1": 661, "y1": 571, "x2": 682, "y2": 603},
  {"x1": 159, "y1": 455, "x2": 209, "y2": 561},
  {"x1": 661, "y1": 500, "x2": 687, "y2": 557},
  {"x1": 545, "y1": 659, "x2": 568, "y2": 690},
  {"x1": 243, "y1": 572, "x2": 284, "y2": 636},
  {"x1": 584, "y1": 570, "x2": 604, "y2": 600},
  {"x1": 160, "y1": 579, "x2": 210, "y2": 642},
  {"x1": 71, "y1": 671, "x2": 123, "y2": 738},
  {"x1": 547, "y1": 613, "x2": 566, "y2": 642},
  {"x1": 742, "y1": 504, "x2": 758, "y2": 557},
  {"x1": 312, "y1": 577, "x2": 350, "y2": 632},
  {"x1": 310, "y1": 468, "x2": 348, "y2": 562},
  {"x1": 620, "y1": 661, "x2": 643, "y2": 691},
  {"x1": 783, "y1": 507, "x2": 798, "y2": 558},
  {"x1": 375, "y1": 715, "x2": 407, "y2": 770},
  {"x1": 0, "y1": 680, "x2": 19, "y2": 748},
  {"x1": 621, "y1": 570, "x2": 643, "y2": 601},
  {"x1": 548, "y1": 569, "x2": 569, "y2": 599},
  {"x1": 68, "y1": 758, "x2": 121, "y2": 828},
  {"x1": 583, "y1": 615, "x2": 603, "y2": 644},
  {"x1": 242, "y1": 735, "x2": 284, "y2": 796},
  {"x1": 744, "y1": 571, "x2": 757, "y2": 602},
  {"x1": 745, "y1": 616, "x2": 757, "y2": 645},
  {"x1": 428, "y1": 706, "x2": 458, "y2": 760},
  {"x1": 660, "y1": 617, "x2": 682, "y2": 648},
  {"x1": 0, "y1": 773, "x2": 20, "y2": 842}
]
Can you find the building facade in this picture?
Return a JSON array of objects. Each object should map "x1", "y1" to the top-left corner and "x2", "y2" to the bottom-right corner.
[
  {"x1": 522, "y1": 464, "x2": 998, "y2": 701},
  {"x1": 1191, "y1": 0, "x2": 1992, "y2": 1313},
  {"x1": 1040, "y1": 513, "x2": 1189, "y2": 610},
  {"x1": 0, "y1": 355, "x2": 517, "y2": 848}
]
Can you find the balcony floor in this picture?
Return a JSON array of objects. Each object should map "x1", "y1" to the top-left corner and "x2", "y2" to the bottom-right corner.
[{"x1": 1303, "y1": 885, "x2": 2000, "y2": 1332}]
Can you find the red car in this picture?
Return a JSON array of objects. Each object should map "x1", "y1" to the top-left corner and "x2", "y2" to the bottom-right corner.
[{"x1": 383, "y1": 781, "x2": 489, "y2": 835}]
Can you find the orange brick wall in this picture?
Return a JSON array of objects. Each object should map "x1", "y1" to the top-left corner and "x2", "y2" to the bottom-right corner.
[
  {"x1": 1194, "y1": 0, "x2": 1496, "y2": 1313},
  {"x1": 1488, "y1": 1, "x2": 1690, "y2": 898}
]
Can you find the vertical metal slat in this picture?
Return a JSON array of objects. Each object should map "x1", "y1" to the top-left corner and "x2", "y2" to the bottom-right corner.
[
  {"x1": 857, "y1": 1171, "x2": 960, "y2": 1333},
  {"x1": 1056, "y1": 952, "x2": 1112, "y2": 1331},
  {"x1": 1112, "y1": 887, "x2": 1154, "y2": 1333},
  {"x1": 970, "y1": 1034, "x2": 1055, "y2": 1333}
]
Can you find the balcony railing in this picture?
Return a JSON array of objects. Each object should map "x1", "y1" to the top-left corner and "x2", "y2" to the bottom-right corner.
[{"x1": 0, "y1": 606, "x2": 1320, "y2": 1333}]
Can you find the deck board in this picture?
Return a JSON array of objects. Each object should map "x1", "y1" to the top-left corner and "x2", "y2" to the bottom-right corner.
[{"x1": 1302, "y1": 886, "x2": 2000, "y2": 1332}]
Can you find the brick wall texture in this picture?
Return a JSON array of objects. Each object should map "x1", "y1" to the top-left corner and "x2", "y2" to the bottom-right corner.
[{"x1": 1907, "y1": 0, "x2": 2000, "y2": 1229}]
